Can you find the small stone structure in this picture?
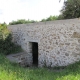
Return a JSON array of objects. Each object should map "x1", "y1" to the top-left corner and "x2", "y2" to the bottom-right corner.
[
  {"x1": 8, "y1": 18, "x2": 80, "y2": 67},
  {"x1": 6, "y1": 52, "x2": 31, "y2": 67}
]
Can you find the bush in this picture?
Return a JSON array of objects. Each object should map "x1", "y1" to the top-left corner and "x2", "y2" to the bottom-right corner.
[
  {"x1": 0, "y1": 33, "x2": 22, "y2": 55},
  {"x1": 0, "y1": 23, "x2": 22, "y2": 55}
]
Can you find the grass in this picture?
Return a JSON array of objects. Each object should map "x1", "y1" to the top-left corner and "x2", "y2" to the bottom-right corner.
[{"x1": 0, "y1": 53, "x2": 80, "y2": 80}]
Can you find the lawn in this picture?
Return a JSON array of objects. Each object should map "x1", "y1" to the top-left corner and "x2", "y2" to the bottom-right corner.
[{"x1": 0, "y1": 53, "x2": 80, "y2": 80}]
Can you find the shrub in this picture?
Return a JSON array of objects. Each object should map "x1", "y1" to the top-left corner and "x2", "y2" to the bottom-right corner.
[{"x1": 0, "y1": 23, "x2": 22, "y2": 55}]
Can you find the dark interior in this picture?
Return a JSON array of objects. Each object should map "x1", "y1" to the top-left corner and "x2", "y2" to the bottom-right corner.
[{"x1": 32, "y1": 42, "x2": 38, "y2": 66}]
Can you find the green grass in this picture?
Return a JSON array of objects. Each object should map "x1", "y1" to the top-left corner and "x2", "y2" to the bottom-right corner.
[{"x1": 0, "y1": 53, "x2": 80, "y2": 80}]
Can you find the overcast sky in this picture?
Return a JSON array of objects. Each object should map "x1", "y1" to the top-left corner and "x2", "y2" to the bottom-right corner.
[{"x1": 0, "y1": 0, "x2": 64, "y2": 24}]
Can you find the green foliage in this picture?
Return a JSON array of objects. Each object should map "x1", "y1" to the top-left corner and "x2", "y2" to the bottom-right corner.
[
  {"x1": 9, "y1": 16, "x2": 59, "y2": 25},
  {"x1": 41, "y1": 16, "x2": 58, "y2": 22},
  {"x1": 61, "y1": 0, "x2": 80, "y2": 19},
  {"x1": 46, "y1": 16, "x2": 58, "y2": 21},
  {"x1": 57, "y1": 14, "x2": 64, "y2": 20},
  {"x1": 0, "y1": 23, "x2": 22, "y2": 55},
  {"x1": 0, "y1": 34, "x2": 22, "y2": 55},
  {"x1": 0, "y1": 23, "x2": 9, "y2": 40},
  {"x1": 9, "y1": 19, "x2": 36, "y2": 25},
  {"x1": 41, "y1": 19, "x2": 46, "y2": 22},
  {"x1": 9, "y1": 16, "x2": 59, "y2": 24}
]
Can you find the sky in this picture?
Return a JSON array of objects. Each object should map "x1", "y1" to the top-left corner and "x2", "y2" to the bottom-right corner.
[{"x1": 0, "y1": 0, "x2": 64, "y2": 24}]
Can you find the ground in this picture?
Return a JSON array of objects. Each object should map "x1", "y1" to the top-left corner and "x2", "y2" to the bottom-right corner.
[{"x1": 0, "y1": 53, "x2": 80, "y2": 80}]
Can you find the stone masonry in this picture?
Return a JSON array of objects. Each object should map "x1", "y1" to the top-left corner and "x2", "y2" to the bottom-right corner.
[{"x1": 8, "y1": 18, "x2": 80, "y2": 67}]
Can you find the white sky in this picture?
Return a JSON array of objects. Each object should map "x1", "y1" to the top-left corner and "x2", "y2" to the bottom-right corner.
[{"x1": 0, "y1": 0, "x2": 64, "y2": 24}]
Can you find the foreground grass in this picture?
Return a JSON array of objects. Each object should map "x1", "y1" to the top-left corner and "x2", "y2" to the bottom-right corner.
[{"x1": 0, "y1": 54, "x2": 80, "y2": 80}]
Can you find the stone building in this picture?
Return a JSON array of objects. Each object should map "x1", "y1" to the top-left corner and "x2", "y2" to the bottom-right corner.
[{"x1": 8, "y1": 18, "x2": 80, "y2": 67}]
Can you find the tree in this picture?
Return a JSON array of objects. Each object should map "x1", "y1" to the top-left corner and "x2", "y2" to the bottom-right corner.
[
  {"x1": 41, "y1": 16, "x2": 58, "y2": 22},
  {"x1": 9, "y1": 19, "x2": 36, "y2": 25},
  {"x1": 0, "y1": 23, "x2": 9, "y2": 40},
  {"x1": 41, "y1": 19, "x2": 46, "y2": 22},
  {"x1": 46, "y1": 16, "x2": 58, "y2": 21},
  {"x1": 61, "y1": 0, "x2": 80, "y2": 19}
]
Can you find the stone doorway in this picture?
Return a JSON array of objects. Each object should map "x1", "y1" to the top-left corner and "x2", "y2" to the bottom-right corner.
[{"x1": 29, "y1": 42, "x2": 38, "y2": 66}]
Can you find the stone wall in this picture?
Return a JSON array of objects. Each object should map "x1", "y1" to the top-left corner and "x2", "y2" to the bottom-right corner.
[{"x1": 8, "y1": 18, "x2": 80, "y2": 67}]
